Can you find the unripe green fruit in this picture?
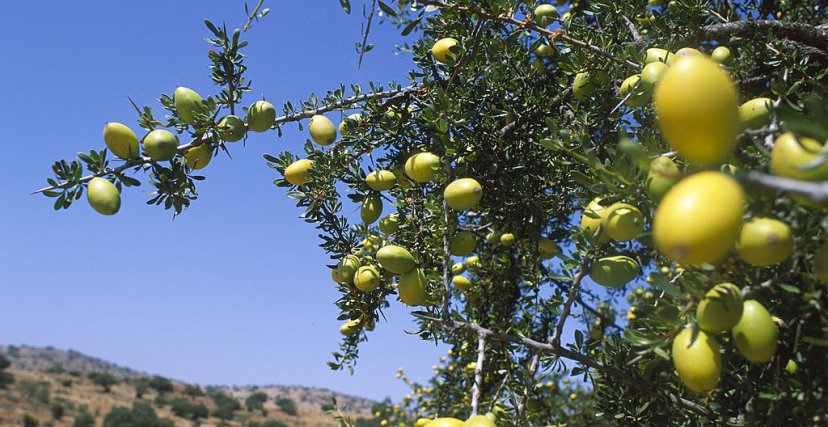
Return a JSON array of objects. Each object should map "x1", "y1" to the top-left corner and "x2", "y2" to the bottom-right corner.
[
  {"x1": 732, "y1": 300, "x2": 778, "y2": 363},
  {"x1": 284, "y1": 159, "x2": 313, "y2": 185},
  {"x1": 580, "y1": 197, "x2": 609, "y2": 243},
  {"x1": 785, "y1": 359, "x2": 798, "y2": 374},
  {"x1": 377, "y1": 245, "x2": 416, "y2": 274},
  {"x1": 672, "y1": 326, "x2": 721, "y2": 393},
  {"x1": 696, "y1": 283, "x2": 743, "y2": 333},
  {"x1": 217, "y1": 115, "x2": 246, "y2": 142},
  {"x1": 711, "y1": 46, "x2": 731, "y2": 64},
  {"x1": 87, "y1": 177, "x2": 121, "y2": 216},
  {"x1": 361, "y1": 195, "x2": 383, "y2": 224},
  {"x1": 103, "y1": 122, "x2": 140, "y2": 160},
  {"x1": 340, "y1": 319, "x2": 360, "y2": 336},
  {"x1": 485, "y1": 230, "x2": 502, "y2": 243},
  {"x1": 174, "y1": 86, "x2": 204, "y2": 126},
  {"x1": 451, "y1": 262, "x2": 466, "y2": 275},
  {"x1": 405, "y1": 151, "x2": 441, "y2": 182},
  {"x1": 366, "y1": 170, "x2": 396, "y2": 191},
  {"x1": 450, "y1": 231, "x2": 477, "y2": 256},
  {"x1": 336, "y1": 255, "x2": 361, "y2": 284},
  {"x1": 535, "y1": 44, "x2": 555, "y2": 58},
  {"x1": 645, "y1": 48, "x2": 674, "y2": 65},
  {"x1": 339, "y1": 113, "x2": 362, "y2": 136},
  {"x1": 640, "y1": 61, "x2": 669, "y2": 92},
  {"x1": 398, "y1": 268, "x2": 427, "y2": 306},
  {"x1": 590, "y1": 256, "x2": 639, "y2": 287},
  {"x1": 619, "y1": 75, "x2": 650, "y2": 108},
  {"x1": 378, "y1": 214, "x2": 399, "y2": 234},
  {"x1": 143, "y1": 129, "x2": 179, "y2": 161},
  {"x1": 738, "y1": 97, "x2": 772, "y2": 130},
  {"x1": 573, "y1": 71, "x2": 603, "y2": 100},
  {"x1": 813, "y1": 243, "x2": 828, "y2": 283},
  {"x1": 646, "y1": 156, "x2": 680, "y2": 201},
  {"x1": 247, "y1": 100, "x2": 276, "y2": 132},
  {"x1": 444, "y1": 178, "x2": 483, "y2": 210},
  {"x1": 309, "y1": 114, "x2": 337, "y2": 146},
  {"x1": 452, "y1": 275, "x2": 472, "y2": 291},
  {"x1": 603, "y1": 203, "x2": 644, "y2": 242},
  {"x1": 184, "y1": 143, "x2": 212, "y2": 170},
  {"x1": 354, "y1": 265, "x2": 381, "y2": 292},
  {"x1": 331, "y1": 268, "x2": 345, "y2": 284},
  {"x1": 533, "y1": 4, "x2": 557, "y2": 26},
  {"x1": 735, "y1": 218, "x2": 793, "y2": 267},
  {"x1": 538, "y1": 238, "x2": 559, "y2": 259}
]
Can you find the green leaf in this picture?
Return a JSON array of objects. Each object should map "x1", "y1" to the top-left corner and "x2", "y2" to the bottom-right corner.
[
  {"x1": 339, "y1": 0, "x2": 351, "y2": 14},
  {"x1": 377, "y1": 1, "x2": 397, "y2": 17}
]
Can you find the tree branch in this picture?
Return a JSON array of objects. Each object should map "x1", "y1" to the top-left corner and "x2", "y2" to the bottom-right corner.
[
  {"x1": 741, "y1": 171, "x2": 828, "y2": 203},
  {"x1": 470, "y1": 331, "x2": 487, "y2": 417},
  {"x1": 698, "y1": 20, "x2": 828, "y2": 52},
  {"x1": 551, "y1": 256, "x2": 590, "y2": 347}
]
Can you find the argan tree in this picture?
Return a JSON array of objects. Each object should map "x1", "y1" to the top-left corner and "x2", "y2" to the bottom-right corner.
[{"x1": 36, "y1": 0, "x2": 828, "y2": 425}]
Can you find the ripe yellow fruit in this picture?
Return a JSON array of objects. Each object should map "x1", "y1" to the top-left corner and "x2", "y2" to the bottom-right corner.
[
  {"x1": 465, "y1": 255, "x2": 481, "y2": 270},
  {"x1": 174, "y1": 87, "x2": 204, "y2": 125},
  {"x1": 309, "y1": 114, "x2": 337, "y2": 146},
  {"x1": 405, "y1": 152, "x2": 441, "y2": 182},
  {"x1": 603, "y1": 203, "x2": 644, "y2": 242},
  {"x1": 444, "y1": 178, "x2": 483, "y2": 210},
  {"x1": 336, "y1": 255, "x2": 361, "y2": 284},
  {"x1": 619, "y1": 75, "x2": 650, "y2": 107},
  {"x1": 654, "y1": 55, "x2": 739, "y2": 165},
  {"x1": 184, "y1": 143, "x2": 212, "y2": 170},
  {"x1": 331, "y1": 268, "x2": 346, "y2": 284},
  {"x1": 813, "y1": 242, "x2": 828, "y2": 283},
  {"x1": 377, "y1": 245, "x2": 416, "y2": 274},
  {"x1": 450, "y1": 231, "x2": 477, "y2": 256},
  {"x1": 361, "y1": 195, "x2": 383, "y2": 224},
  {"x1": 674, "y1": 47, "x2": 703, "y2": 58},
  {"x1": 424, "y1": 418, "x2": 463, "y2": 427},
  {"x1": 87, "y1": 177, "x2": 121, "y2": 215},
  {"x1": 500, "y1": 233, "x2": 516, "y2": 247},
  {"x1": 398, "y1": 268, "x2": 427, "y2": 306},
  {"x1": 589, "y1": 256, "x2": 640, "y2": 287},
  {"x1": 771, "y1": 133, "x2": 828, "y2": 207},
  {"x1": 366, "y1": 170, "x2": 396, "y2": 191},
  {"x1": 672, "y1": 325, "x2": 721, "y2": 393},
  {"x1": 354, "y1": 265, "x2": 381, "y2": 292},
  {"x1": 580, "y1": 197, "x2": 609, "y2": 243},
  {"x1": 378, "y1": 214, "x2": 399, "y2": 234},
  {"x1": 143, "y1": 129, "x2": 179, "y2": 161},
  {"x1": 103, "y1": 122, "x2": 140, "y2": 160},
  {"x1": 738, "y1": 98, "x2": 772, "y2": 130},
  {"x1": 653, "y1": 172, "x2": 744, "y2": 265},
  {"x1": 415, "y1": 419, "x2": 433, "y2": 427},
  {"x1": 284, "y1": 159, "x2": 313, "y2": 185},
  {"x1": 217, "y1": 115, "x2": 246, "y2": 142},
  {"x1": 732, "y1": 300, "x2": 778, "y2": 363},
  {"x1": 646, "y1": 156, "x2": 681, "y2": 201},
  {"x1": 538, "y1": 238, "x2": 560, "y2": 259},
  {"x1": 452, "y1": 275, "x2": 472, "y2": 291},
  {"x1": 247, "y1": 100, "x2": 276, "y2": 132},
  {"x1": 340, "y1": 319, "x2": 360, "y2": 336},
  {"x1": 645, "y1": 48, "x2": 673, "y2": 65},
  {"x1": 735, "y1": 218, "x2": 793, "y2": 266},
  {"x1": 431, "y1": 38, "x2": 460, "y2": 64},
  {"x1": 451, "y1": 262, "x2": 465, "y2": 275},
  {"x1": 339, "y1": 113, "x2": 362, "y2": 136},
  {"x1": 711, "y1": 46, "x2": 731, "y2": 64},
  {"x1": 696, "y1": 283, "x2": 743, "y2": 333},
  {"x1": 462, "y1": 415, "x2": 494, "y2": 427},
  {"x1": 533, "y1": 4, "x2": 557, "y2": 26},
  {"x1": 640, "y1": 62, "x2": 669, "y2": 92}
]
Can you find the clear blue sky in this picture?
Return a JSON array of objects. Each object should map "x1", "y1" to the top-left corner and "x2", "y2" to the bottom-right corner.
[{"x1": 0, "y1": 0, "x2": 449, "y2": 401}]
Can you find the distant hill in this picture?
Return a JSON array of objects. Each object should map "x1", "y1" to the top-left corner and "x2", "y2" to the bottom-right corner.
[{"x1": 0, "y1": 345, "x2": 381, "y2": 427}]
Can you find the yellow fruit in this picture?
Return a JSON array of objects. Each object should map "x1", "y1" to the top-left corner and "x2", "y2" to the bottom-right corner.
[
  {"x1": 654, "y1": 55, "x2": 739, "y2": 165},
  {"x1": 309, "y1": 114, "x2": 337, "y2": 146},
  {"x1": 143, "y1": 129, "x2": 179, "y2": 161},
  {"x1": 619, "y1": 75, "x2": 650, "y2": 107},
  {"x1": 538, "y1": 238, "x2": 560, "y2": 259},
  {"x1": 340, "y1": 319, "x2": 360, "y2": 336},
  {"x1": 672, "y1": 326, "x2": 721, "y2": 393},
  {"x1": 87, "y1": 177, "x2": 121, "y2": 216},
  {"x1": 465, "y1": 255, "x2": 481, "y2": 269},
  {"x1": 103, "y1": 122, "x2": 139, "y2": 160},
  {"x1": 696, "y1": 283, "x2": 743, "y2": 333},
  {"x1": 366, "y1": 170, "x2": 396, "y2": 191},
  {"x1": 451, "y1": 262, "x2": 465, "y2": 275},
  {"x1": 533, "y1": 4, "x2": 557, "y2": 26},
  {"x1": 377, "y1": 245, "x2": 416, "y2": 274},
  {"x1": 500, "y1": 233, "x2": 516, "y2": 246},
  {"x1": 645, "y1": 48, "x2": 674, "y2": 65},
  {"x1": 813, "y1": 243, "x2": 828, "y2": 283},
  {"x1": 450, "y1": 231, "x2": 477, "y2": 256},
  {"x1": 653, "y1": 172, "x2": 744, "y2": 265},
  {"x1": 398, "y1": 268, "x2": 427, "y2": 306},
  {"x1": 452, "y1": 275, "x2": 472, "y2": 291},
  {"x1": 184, "y1": 143, "x2": 212, "y2": 170},
  {"x1": 284, "y1": 159, "x2": 313, "y2": 185},
  {"x1": 640, "y1": 61, "x2": 669, "y2": 92},
  {"x1": 424, "y1": 418, "x2": 463, "y2": 427},
  {"x1": 432, "y1": 38, "x2": 460, "y2": 64},
  {"x1": 174, "y1": 86, "x2": 204, "y2": 125},
  {"x1": 674, "y1": 47, "x2": 703, "y2": 58},
  {"x1": 711, "y1": 46, "x2": 731, "y2": 64},
  {"x1": 646, "y1": 156, "x2": 681, "y2": 201},
  {"x1": 444, "y1": 178, "x2": 483, "y2": 210},
  {"x1": 531, "y1": 58, "x2": 546, "y2": 74},
  {"x1": 405, "y1": 152, "x2": 441, "y2": 182},
  {"x1": 732, "y1": 300, "x2": 778, "y2": 363},
  {"x1": 603, "y1": 203, "x2": 644, "y2": 242},
  {"x1": 354, "y1": 265, "x2": 381, "y2": 292},
  {"x1": 786, "y1": 359, "x2": 798, "y2": 374},
  {"x1": 247, "y1": 100, "x2": 276, "y2": 132},
  {"x1": 361, "y1": 195, "x2": 383, "y2": 224},
  {"x1": 339, "y1": 113, "x2": 362, "y2": 136},
  {"x1": 331, "y1": 268, "x2": 345, "y2": 284},
  {"x1": 462, "y1": 415, "x2": 494, "y2": 427},
  {"x1": 735, "y1": 218, "x2": 793, "y2": 266},
  {"x1": 415, "y1": 419, "x2": 433, "y2": 427},
  {"x1": 336, "y1": 255, "x2": 361, "y2": 284},
  {"x1": 217, "y1": 115, "x2": 246, "y2": 142},
  {"x1": 589, "y1": 256, "x2": 640, "y2": 287},
  {"x1": 739, "y1": 98, "x2": 772, "y2": 130},
  {"x1": 649, "y1": 0, "x2": 664, "y2": 5},
  {"x1": 485, "y1": 230, "x2": 502, "y2": 243},
  {"x1": 378, "y1": 214, "x2": 399, "y2": 234},
  {"x1": 580, "y1": 197, "x2": 609, "y2": 243},
  {"x1": 771, "y1": 133, "x2": 828, "y2": 207}
]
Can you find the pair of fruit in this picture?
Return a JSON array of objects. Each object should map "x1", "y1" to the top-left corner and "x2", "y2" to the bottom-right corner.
[
  {"x1": 176, "y1": 86, "x2": 253, "y2": 139},
  {"x1": 580, "y1": 198, "x2": 644, "y2": 243},
  {"x1": 374, "y1": 245, "x2": 428, "y2": 306}
]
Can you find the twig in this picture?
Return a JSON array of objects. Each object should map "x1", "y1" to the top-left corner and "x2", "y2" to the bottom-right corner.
[
  {"x1": 622, "y1": 15, "x2": 643, "y2": 44},
  {"x1": 242, "y1": 0, "x2": 266, "y2": 31},
  {"x1": 357, "y1": 0, "x2": 377, "y2": 71},
  {"x1": 741, "y1": 171, "x2": 828, "y2": 203},
  {"x1": 552, "y1": 256, "x2": 590, "y2": 347},
  {"x1": 696, "y1": 20, "x2": 828, "y2": 52},
  {"x1": 470, "y1": 331, "x2": 487, "y2": 417},
  {"x1": 515, "y1": 353, "x2": 541, "y2": 421}
]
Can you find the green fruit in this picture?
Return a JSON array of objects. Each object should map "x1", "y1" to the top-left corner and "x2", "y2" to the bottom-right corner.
[
  {"x1": 103, "y1": 122, "x2": 140, "y2": 160},
  {"x1": 648, "y1": 0, "x2": 664, "y2": 5},
  {"x1": 377, "y1": 245, "x2": 416, "y2": 274},
  {"x1": 485, "y1": 230, "x2": 502, "y2": 243},
  {"x1": 535, "y1": 44, "x2": 555, "y2": 58},
  {"x1": 538, "y1": 238, "x2": 559, "y2": 259},
  {"x1": 645, "y1": 48, "x2": 674, "y2": 65},
  {"x1": 217, "y1": 115, "x2": 246, "y2": 142},
  {"x1": 770, "y1": 133, "x2": 828, "y2": 207},
  {"x1": 339, "y1": 113, "x2": 362, "y2": 136},
  {"x1": 813, "y1": 243, "x2": 828, "y2": 283},
  {"x1": 735, "y1": 218, "x2": 793, "y2": 266},
  {"x1": 309, "y1": 114, "x2": 337, "y2": 146},
  {"x1": 174, "y1": 86, "x2": 204, "y2": 126},
  {"x1": 143, "y1": 129, "x2": 179, "y2": 161},
  {"x1": 444, "y1": 178, "x2": 483, "y2": 210},
  {"x1": 646, "y1": 156, "x2": 680, "y2": 201},
  {"x1": 674, "y1": 47, "x2": 703, "y2": 58},
  {"x1": 500, "y1": 233, "x2": 516, "y2": 247},
  {"x1": 640, "y1": 61, "x2": 669, "y2": 92},
  {"x1": 573, "y1": 71, "x2": 601, "y2": 100},
  {"x1": 378, "y1": 214, "x2": 400, "y2": 234},
  {"x1": 87, "y1": 177, "x2": 121, "y2": 216},
  {"x1": 336, "y1": 255, "x2": 361, "y2": 284},
  {"x1": 431, "y1": 38, "x2": 461, "y2": 64},
  {"x1": 589, "y1": 256, "x2": 639, "y2": 287},
  {"x1": 361, "y1": 195, "x2": 383, "y2": 224},
  {"x1": 619, "y1": 75, "x2": 650, "y2": 107},
  {"x1": 398, "y1": 268, "x2": 427, "y2": 306},
  {"x1": 603, "y1": 203, "x2": 644, "y2": 242},
  {"x1": 785, "y1": 359, "x2": 798, "y2": 374},
  {"x1": 711, "y1": 46, "x2": 731, "y2": 64},
  {"x1": 247, "y1": 100, "x2": 276, "y2": 132},
  {"x1": 331, "y1": 268, "x2": 346, "y2": 284},
  {"x1": 580, "y1": 197, "x2": 609, "y2": 243},
  {"x1": 452, "y1": 275, "x2": 472, "y2": 291},
  {"x1": 340, "y1": 319, "x2": 360, "y2": 336},
  {"x1": 284, "y1": 159, "x2": 313, "y2": 185},
  {"x1": 451, "y1": 262, "x2": 465, "y2": 275},
  {"x1": 184, "y1": 143, "x2": 212, "y2": 170},
  {"x1": 354, "y1": 265, "x2": 381, "y2": 292},
  {"x1": 405, "y1": 151, "x2": 441, "y2": 182},
  {"x1": 531, "y1": 58, "x2": 546, "y2": 74},
  {"x1": 732, "y1": 300, "x2": 778, "y2": 363},
  {"x1": 366, "y1": 170, "x2": 397, "y2": 191},
  {"x1": 462, "y1": 415, "x2": 494, "y2": 427},
  {"x1": 533, "y1": 4, "x2": 557, "y2": 26},
  {"x1": 696, "y1": 283, "x2": 743, "y2": 333},
  {"x1": 739, "y1": 97, "x2": 773, "y2": 130},
  {"x1": 450, "y1": 231, "x2": 477, "y2": 256},
  {"x1": 672, "y1": 326, "x2": 721, "y2": 393}
]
